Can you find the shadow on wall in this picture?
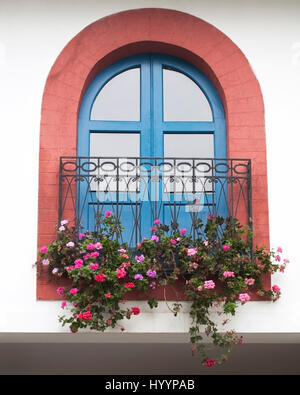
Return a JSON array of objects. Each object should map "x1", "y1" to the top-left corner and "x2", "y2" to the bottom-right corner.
[{"x1": 0, "y1": 343, "x2": 300, "y2": 375}]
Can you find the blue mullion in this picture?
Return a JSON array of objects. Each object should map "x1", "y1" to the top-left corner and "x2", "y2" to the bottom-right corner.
[
  {"x1": 161, "y1": 122, "x2": 215, "y2": 133},
  {"x1": 88, "y1": 120, "x2": 142, "y2": 132},
  {"x1": 152, "y1": 54, "x2": 164, "y2": 157},
  {"x1": 140, "y1": 55, "x2": 152, "y2": 157},
  {"x1": 151, "y1": 55, "x2": 164, "y2": 224},
  {"x1": 138, "y1": 55, "x2": 152, "y2": 236}
]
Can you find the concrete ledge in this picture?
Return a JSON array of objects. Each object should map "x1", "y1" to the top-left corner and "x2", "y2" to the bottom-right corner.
[{"x1": 1, "y1": 332, "x2": 300, "y2": 343}]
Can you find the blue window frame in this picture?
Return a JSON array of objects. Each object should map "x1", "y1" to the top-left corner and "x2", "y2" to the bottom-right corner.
[{"x1": 77, "y1": 53, "x2": 226, "y2": 244}]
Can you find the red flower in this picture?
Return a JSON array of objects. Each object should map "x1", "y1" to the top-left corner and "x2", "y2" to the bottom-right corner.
[
  {"x1": 95, "y1": 273, "x2": 106, "y2": 282},
  {"x1": 40, "y1": 246, "x2": 48, "y2": 254},
  {"x1": 124, "y1": 282, "x2": 135, "y2": 289},
  {"x1": 104, "y1": 293, "x2": 111, "y2": 298},
  {"x1": 131, "y1": 306, "x2": 140, "y2": 315},
  {"x1": 204, "y1": 359, "x2": 216, "y2": 367},
  {"x1": 78, "y1": 311, "x2": 92, "y2": 321}
]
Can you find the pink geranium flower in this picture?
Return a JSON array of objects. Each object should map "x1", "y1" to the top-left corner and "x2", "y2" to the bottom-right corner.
[
  {"x1": 90, "y1": 251, "x2": 99, "y2": 258},
  {"x1": 277, "y1": 247, "x2": 283, "y2": 253},
  {"x1": 104, "y1": 293, "x2": 111, "y2": 298},
  {"x1": 131, "y1": 307, "x2": 140, "y2": 315},
  {"x1": 275, "y1": 255, "x2": 281, "y2": 262},
  {"x1": 244, "y1": 278, "x2": 255, "y2": 286},
  {"x1": 223, "y1": 245, "x2": 231, "y2": 252},
  {"x1": 61, "y1": 301, "x2": 66, "y2": 309},
  {"x1": 42, "y1": 259, "x2": 49, "y2": 266},
  {"x1": 105, "y1": 210, "x2": 113, "y2": 218},
  {"x1": 95, "y1": 273, "x2": 106, "y2": 282},
  {"x1": 120, "y1": 261, "x2": 131, "y2": 270},
  {"x1": 179, "y1": 228, "x2": 187, "y2": 235},
  {"x1": 204, "y1": 359, "x2": 216, "y2": 367},
  {"x1": 74, "y1": 259, "x2": 83, "y2": 269},
  {"x1": 239, "y1": 293, "x2": 250, "y2": 303},
  {"x1": 153, "y1": 219, "x2": 161, "y2": 225},
  {"x1": 95, "y1": 242, "x2": 103, "y2": 250},
  {"x1": 78, "y1": 311, "x2": 92, "y2": 321},
  {"x1": 272, "y1": 285, "x2": 281, "y2": 294},
  {"x1": 69, "y1": 288, "x2": 78, "y2": 295},
  {"x1": 124, "y1": 282, "x2": 135, "y2": 289},
  {"x1": 89, "y1": 263, "x2": 99, "y2": 270},
  {"x1": 40, "y1": 246, "x2": 48, "y2": 254},
  {"x1": 134, "y1": 274, "x2": 144, "y2": 280},
  {"x1": 223, "y1": 271, "x2": 235, "y2": 278},
  {"x1": 121, "y1": 254, "x2": 129, "y2": 259},
  {"x1": 187, "y1": 248, "x2": 198, "y2": 256},
  {"x1": 56, "y1": 287, "x2": 64, "y2": 295},
  {"x1": 66, "y1": 241, "x2": 75, "y2": 248},
  {"x1": 204, "y1": 280, "x2": 215, "y2": 289},
  {"x1": 170, "y1": 239, "x2": 177, "y2": 245},
  {"x1": 135, "y1": 254, "x2": 145, "y2": 263},
  {"x1": 146, "y1": 269, "x2": 156, "y2": 278},
  {"x1": 86, "y1": 243, "x2": 95, "y2": 250},
  {"x1": 116, "y1": 268, "x2": 126, "y2": 279}
]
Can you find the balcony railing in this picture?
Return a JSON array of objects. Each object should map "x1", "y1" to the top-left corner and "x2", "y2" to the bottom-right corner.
[{"x1": 58, "y1": 157, "x2": 252, "y2": 247}]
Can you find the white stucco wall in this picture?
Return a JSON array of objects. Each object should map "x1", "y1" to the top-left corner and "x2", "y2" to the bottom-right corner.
[{"x1": 0, "y1": 0, "x2": 299, "y2": 339}]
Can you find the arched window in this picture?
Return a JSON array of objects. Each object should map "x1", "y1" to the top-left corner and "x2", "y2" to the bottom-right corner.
[
  {"x1": 40, "y1": 9, "x2": 264, "y2": 300},
  {"x1": 71, "y1": 54, "x2": 228, "y2": 245}
]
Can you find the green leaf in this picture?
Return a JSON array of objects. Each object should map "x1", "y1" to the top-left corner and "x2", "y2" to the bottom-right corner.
[{"x1": 147, "y1": 298, "x2": 158, "y2": 309}]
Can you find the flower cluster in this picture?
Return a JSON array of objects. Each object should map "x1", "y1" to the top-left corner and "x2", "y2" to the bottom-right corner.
[{"x1": 37, "y1": 213, "x2": 289, "y2": 368}]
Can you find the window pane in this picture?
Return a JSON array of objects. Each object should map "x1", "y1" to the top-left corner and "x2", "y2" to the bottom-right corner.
[
  {"x1": 91, "y1": 68, "x2": 140, "y2": 121},
  {"x1": 90, "y1": 132, "x2": 140, "y2": 157},
  {"x1": 89, "y1": 133, "x2": 140, "y2": 192},
  {"x1": 164, "y1": 133, "x2": 214, "y2": 194},
  {"x1": 164, "y1": 133, "x2": 214, "y2": 158},
  {"x1": 163, "y1": 68, "x2": 213, "y2": 121}
]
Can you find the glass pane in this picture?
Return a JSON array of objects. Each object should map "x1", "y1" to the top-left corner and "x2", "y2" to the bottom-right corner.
[
  {"x1": 163, "y1": 133, "x2": 214, "y2": 196},
  {"x1": 163, "y1": 68, "x2": 213, "y2": 121},
  {"x1": 89, "y1": 133, "x2": 140, "y2": 192},
  {"x1": 91, "y1": 68, "x2": 140, "y2": 121},
  {"x1": 164, "y1": 133, "x2": 214, "y2": 158},
  {"x1": 90, "y1": 132, "x2": 140, "y2": 157}
]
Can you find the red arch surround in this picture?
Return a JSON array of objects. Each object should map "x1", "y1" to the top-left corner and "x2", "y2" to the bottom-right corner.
[{"x1": 37, "y1": 8, "x2": 269, "y2": 299}]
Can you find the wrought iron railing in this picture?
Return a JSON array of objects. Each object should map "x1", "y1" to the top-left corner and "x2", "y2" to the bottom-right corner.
[{"x1": 58, "y1": 157, "x2": 252, "y2": 247}]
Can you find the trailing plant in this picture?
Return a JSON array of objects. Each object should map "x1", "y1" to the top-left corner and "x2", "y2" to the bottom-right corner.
[{"x1": 37, "y1": 212, "x2": 288, "y2": 367}]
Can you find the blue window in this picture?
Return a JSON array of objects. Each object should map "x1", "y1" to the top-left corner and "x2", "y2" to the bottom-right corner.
[{"x1": 77, "y1": 53, "x2": 226, "y2": 245}]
